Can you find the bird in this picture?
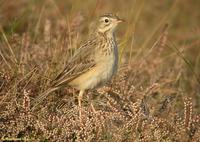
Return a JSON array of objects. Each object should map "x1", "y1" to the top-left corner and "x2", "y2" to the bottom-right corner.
[{"x1": 32, "y1": 13, "x2": 124, "y2": 121}]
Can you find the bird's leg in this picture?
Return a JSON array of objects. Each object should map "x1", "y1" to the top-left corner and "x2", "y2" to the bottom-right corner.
[{"x1": 78, "y1": 90, "x2": 84, "y2": 122}]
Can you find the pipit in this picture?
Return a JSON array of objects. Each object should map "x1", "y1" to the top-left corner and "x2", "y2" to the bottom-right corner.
[{"x1": 32, "y1": 13, "x2": 124, "y2": 120}]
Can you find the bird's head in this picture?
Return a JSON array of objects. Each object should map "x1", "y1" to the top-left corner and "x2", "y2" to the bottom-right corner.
[{"x1": 97, "y1": 13, "x2": 124, "y2": 35}]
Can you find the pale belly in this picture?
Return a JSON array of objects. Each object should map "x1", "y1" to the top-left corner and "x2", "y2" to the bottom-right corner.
[{"x1": 69, "y1": 56, "x2": 118, "y2": 90}]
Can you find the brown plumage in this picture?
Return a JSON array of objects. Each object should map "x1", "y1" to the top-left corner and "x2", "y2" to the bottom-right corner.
[{"x1": 32, "y1": 13, "x2": 124, "y2": 121}]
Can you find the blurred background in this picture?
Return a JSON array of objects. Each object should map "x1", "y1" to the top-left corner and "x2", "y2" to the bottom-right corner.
[{"x1": 1, "y1": 0, "x2": 200, "y2": 43}]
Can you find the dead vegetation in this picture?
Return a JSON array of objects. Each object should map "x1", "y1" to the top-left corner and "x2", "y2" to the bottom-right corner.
[{"x1": 0, "y1": 0, "x2": 200, "y2": 141}]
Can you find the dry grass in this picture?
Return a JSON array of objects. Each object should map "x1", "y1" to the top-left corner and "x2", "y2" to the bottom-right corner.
[{"x1": 0, "y1": 0, "x2": 200, "y2": 141}]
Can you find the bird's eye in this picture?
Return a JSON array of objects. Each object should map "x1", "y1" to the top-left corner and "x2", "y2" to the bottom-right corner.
[{"x1": 105, "y1": 19, "x2": 109, "y2": 23}]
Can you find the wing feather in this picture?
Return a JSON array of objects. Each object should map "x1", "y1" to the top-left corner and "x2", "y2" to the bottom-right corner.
[{"x1": 51, "y1": 35, "x2": 99, "y2": 87}]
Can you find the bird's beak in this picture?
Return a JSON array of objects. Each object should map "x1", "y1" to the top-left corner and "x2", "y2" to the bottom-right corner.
[{"x1": 117, "y1": 18, "x2": 125, "y2": 23}]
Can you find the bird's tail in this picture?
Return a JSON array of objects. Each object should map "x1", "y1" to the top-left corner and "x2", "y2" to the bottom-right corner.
[{"x1": 31, "y1": 86, "x2": 60, "y2": 111}]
